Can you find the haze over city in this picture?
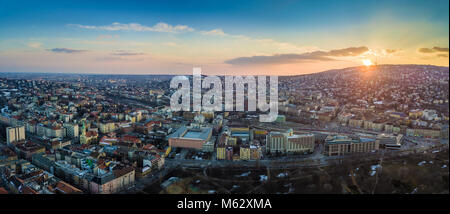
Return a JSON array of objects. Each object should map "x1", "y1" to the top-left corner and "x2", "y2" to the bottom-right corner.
[{"x1": 0, "y1": 0, "x2": 448, "y2": 75}]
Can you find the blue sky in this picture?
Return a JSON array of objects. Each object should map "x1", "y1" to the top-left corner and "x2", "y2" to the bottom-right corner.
[
  {"x1": 0, "y1": 0, "x2": 448, "y2": 75},
  {"x1": 1, "y1": 0, "x2": 448, "y2": 37}
]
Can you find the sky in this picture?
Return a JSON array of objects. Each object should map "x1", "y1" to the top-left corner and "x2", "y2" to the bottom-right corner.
[{"x1": 0, "y1": 0, "x2": 448, "y2": 75}]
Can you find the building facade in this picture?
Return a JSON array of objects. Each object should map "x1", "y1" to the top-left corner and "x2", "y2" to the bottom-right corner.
[
  {"x1": 266, "y1": 129, "x2": 315, "y2": 154},
  {"x1": 6, "y1": 126, "x2": 25, "y2": 145},
  {"x1": 324, "y1": 135, "x2": 379, "y2": 156}
]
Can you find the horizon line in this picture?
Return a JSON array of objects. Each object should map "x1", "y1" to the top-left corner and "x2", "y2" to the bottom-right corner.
[{"x1": 0, "y1": 63, "x2": 448, "y2": 77}]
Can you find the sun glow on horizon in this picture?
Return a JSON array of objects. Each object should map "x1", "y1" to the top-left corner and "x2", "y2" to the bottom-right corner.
[{"x1": 362, "y1": 59, "x2": 373, "y2": 66}]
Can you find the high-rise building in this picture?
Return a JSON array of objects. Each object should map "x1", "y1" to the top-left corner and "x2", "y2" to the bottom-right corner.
[
  {"x1": 63, "y1": 123, "x2": 79, "y2": 138},
  {"x1": 6, "y1": 126, "x2": 25, "y2": 145},
  {"x1": 216, "y1": 146, "x2": 226, "y2": 160}
]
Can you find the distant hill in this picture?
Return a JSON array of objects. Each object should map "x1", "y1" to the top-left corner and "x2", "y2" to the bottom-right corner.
[{"x1": 280, "y1": 64, "x2": 449, "y2": 79}]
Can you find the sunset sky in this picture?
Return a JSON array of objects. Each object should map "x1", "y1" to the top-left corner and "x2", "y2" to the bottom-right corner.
[{"x1": 0, "y1": 0, "x2": 448, "y2": 75}]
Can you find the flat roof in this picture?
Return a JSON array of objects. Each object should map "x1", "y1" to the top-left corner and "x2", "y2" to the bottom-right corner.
[
  {"x1": 232, "y1": 133, "x2": 249, "y2": 137},
  {"x1": 288, "y1": 133, "x2": 314, "y2": 138},
  {"x1": 168, "y1": 126, "x2": 212, "y2": 141},
  {"x1": 184, "y1": 131, "x2": 203, "y2": 139}
]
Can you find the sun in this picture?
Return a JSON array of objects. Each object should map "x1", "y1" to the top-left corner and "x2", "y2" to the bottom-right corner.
[{"x1": 362, "y1": 59, "x2": 373, "y2": 66}]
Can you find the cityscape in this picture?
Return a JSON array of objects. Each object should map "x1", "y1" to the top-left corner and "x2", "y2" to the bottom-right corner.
[{"x1": 0, "y1": 0, "x2": 449, "y2": 196}]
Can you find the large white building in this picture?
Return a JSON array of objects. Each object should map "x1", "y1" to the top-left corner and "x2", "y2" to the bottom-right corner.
[
  {"x1": 266, "y1": 129, "x2": 315, "y2": 154},
  {"x1": 6, "y1": 126, "x2": 25, "y2": 145}
]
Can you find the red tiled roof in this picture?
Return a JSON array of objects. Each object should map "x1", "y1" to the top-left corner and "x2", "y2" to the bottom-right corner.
[
  {"x1": 98, "y1": 164, "x2": 108, "y2": 170},
  {"x1": 0, "y1": 187, "x2": 8, "y2": 194},
  {"x1": 143, "y1": 144, "x2": 155, "y2": 150},
  {"x1": 55, "y1": 181, "x2": 83, "y2": 194},
  {"x1": 86, "y1": 131, "x2": 98, "y2": 137},
  {"x1": 113, "y1": 166, "x2": 134, "y2": 178},
  {"x1": 22, "y1": 186, "x2": 39, "y2": 194},
  {"x1": 121, "y1": 135, "x2": 141, "y2": 143}
]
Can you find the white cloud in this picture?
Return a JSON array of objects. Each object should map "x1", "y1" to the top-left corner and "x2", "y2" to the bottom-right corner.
[
  {"x1": 69, "y1": 22, "x2": 194, "y2": 33},
  {"x1": 27, "y1": 42, "x2": 42, "y2": 48},
  {"x1": 200, "y1": 29, "x2": 227, "y2": 36},
  {"x1": 111, "y1": 50, "x2": 145, "y2": 56}
]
